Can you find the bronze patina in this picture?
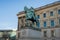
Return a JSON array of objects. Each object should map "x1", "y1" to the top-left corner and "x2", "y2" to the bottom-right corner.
[{"x1": 24, "y1": 6, "x2": 40, "y2": 30}]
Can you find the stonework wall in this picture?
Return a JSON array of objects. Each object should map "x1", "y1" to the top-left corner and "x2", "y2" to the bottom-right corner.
[
  {"x1": 36, "y1": 5, "x2": 60, "y2": 28},
  {"x1": 18, "y1": 28, "x2": 60, "y2": 40},
  {"x1": 19, "y1": 29, "x2": 41, "y2": 40}
]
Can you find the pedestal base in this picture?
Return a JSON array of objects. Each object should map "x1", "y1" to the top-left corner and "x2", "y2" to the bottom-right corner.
[{"x1": 19, "y1": 29, "x2": 41, "y2": 40}]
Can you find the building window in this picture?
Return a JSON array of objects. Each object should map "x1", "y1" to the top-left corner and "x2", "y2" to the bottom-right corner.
[
  {"x1": 36, "y1": 15, "x2": 40, "y2": 19},
  {"x1": 51, "y1": 20, "x2": 54, "y2": 27},
  {"x1": 59, "y1": 19, "x2": 60, "y2": 24},
  {"x1": 37, "y1": 15, "x2": 40, "y2": 19},
  {"x1": 43, "y1": 13, "x2": 46, "y2": 18},
  {"x1": 44, "y1": 21, "x2": 46, "y2": 27},
  {"x1": 51, "y1": 30, "x2": 55, "y2": 37},
  {"x1": 44, "y1": 31, "x2": 47, "y2": 37},
  {"x1": 36, "y1": 20, "x2": 40, "y2": 27},
  {"x1": 58, "y1": 9, "x2": 60, "y2": 14},
  {"x1": 50, "y1": 11, "x2": 53, "y2": 16}
]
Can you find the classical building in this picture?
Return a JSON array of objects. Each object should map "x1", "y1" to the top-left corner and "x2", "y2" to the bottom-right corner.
[
  {"x1": 0, "y1": 30, "x2": 16, "y2": 40},
  {"x1": 17, "y1": 1, "x2": 60, "y2": 40}
]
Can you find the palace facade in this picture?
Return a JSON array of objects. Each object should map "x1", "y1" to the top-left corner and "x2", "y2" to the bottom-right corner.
[{"x1": 17, "y1": 1, "x2": 60, "y2": 40}]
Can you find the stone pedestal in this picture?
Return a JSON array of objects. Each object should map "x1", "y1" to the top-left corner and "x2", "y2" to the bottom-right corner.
[{"x1": 19, "y1": 29, "x2": 41, "y2": 40}]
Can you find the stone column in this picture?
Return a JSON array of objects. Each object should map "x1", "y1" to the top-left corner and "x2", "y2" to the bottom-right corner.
[{"x1": 16, "y1": 17, "x2": 21, "y2": 40}]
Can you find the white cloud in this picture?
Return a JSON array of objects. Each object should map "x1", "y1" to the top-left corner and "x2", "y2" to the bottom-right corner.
[{"x1": 0, "y1": 22, "x2": 17, "y2": 30}]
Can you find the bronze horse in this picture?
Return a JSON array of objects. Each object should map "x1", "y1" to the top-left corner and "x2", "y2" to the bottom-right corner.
[{"x1": 24, "y1": 6, "x2": 39, "y2": 28}]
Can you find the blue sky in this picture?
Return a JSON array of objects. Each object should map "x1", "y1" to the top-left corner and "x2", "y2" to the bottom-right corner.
[{"x1": 0, "y1": 0, "x2": 58, "y2": 30}]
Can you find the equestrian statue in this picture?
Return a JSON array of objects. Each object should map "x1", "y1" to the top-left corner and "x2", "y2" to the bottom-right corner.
[{"x1": 24, "y1": 6, "x2": 40, "y2": 31}]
